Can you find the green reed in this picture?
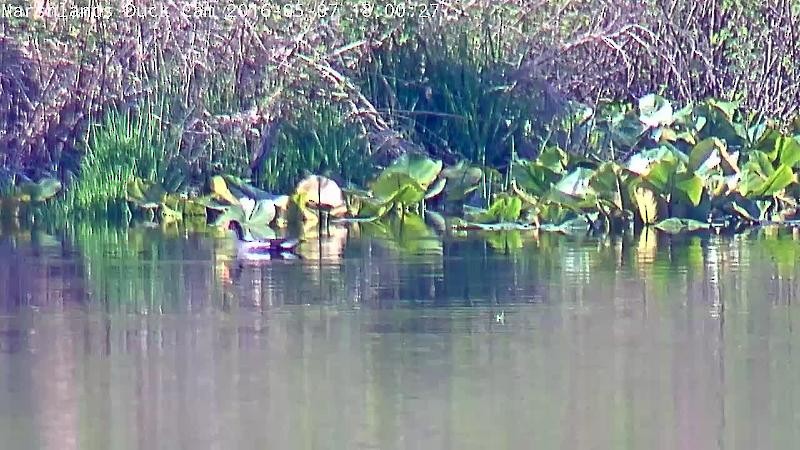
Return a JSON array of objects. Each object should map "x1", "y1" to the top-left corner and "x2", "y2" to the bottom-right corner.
[
  {"x1": 50, "y1": 99, "x2": 181, "y2": 219},
  {"x1": 258, "y1": 104, "x2": 374, "y2": 192},
  {"x1": 360, "y1": 14, "x2": 553, "y2": 170}
]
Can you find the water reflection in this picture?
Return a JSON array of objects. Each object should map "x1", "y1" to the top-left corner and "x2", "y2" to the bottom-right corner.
[{"x1": 0, "y1": 222, "x2": 799, "y2": 449}]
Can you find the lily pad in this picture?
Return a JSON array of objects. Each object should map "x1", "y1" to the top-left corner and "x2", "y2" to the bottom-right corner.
[
  {"x1": 382, "y1": 154, "x2": 443, "y2": 190},
  {"x1": 654, "y1": 218, "x2": 710, "y2": 233},
  {"x1": 467, "y1": 194, "x2": 522, "y2": 224},
  {"x1": 450, "y1": 218, "x2": 535, "y2": 231},
  {"x1": 440, "y1": 161, "x2": 483, "y2": 201}
]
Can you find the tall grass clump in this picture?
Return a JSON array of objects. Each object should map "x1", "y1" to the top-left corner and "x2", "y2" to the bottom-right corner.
[
  {"x1": 55, "y1": 101, "x2": 182, "y2": 218},
  {"x1": 259, "y1": 104, "x2": 373, "y2": 192},
  {"x1": 359, "y1": 8, "x2": 562, "y2": 170}
]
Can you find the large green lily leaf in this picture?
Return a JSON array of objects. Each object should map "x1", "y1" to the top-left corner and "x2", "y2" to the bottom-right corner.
[
  {"x1": 689, "y1": 137, "x2": 739, "y2": 177},
  {"x1": 553, "y1": 167, "x2": 595, "y2": 198},
  {"x1": 382, "y1": 154, "x2": 443, "y2": 190},
  {"x1": 546, "y1": 168, "x2": 598, "y2": 212},
  {"x1": 753, "y1": 128, "x2": 783, "y2": 159},
  {"x1": 209, "y1": 175, "x2": 240, "y2": 205},
  {"x1": 18, "y1": 177, "x2": 61, "y2": 203},
  {"x1": 675, "y1": 172, "x2": 704, "y2": 206},
  {"x1": 368, "y1": 155, "x2": 443, "y2": 211},
  {"x1": 19, "y1": 177, "x2": 61, "y2": 203},
  {"x1": 631, "y1": 184, "x2": 665, "y2": 224},
  {"x1": 468, "y1": 194, "x2": 522, "y2": 224},
  {"x1": 536, "y1": 147, "x2": 569, "y2": 173},
  {"x1": 641, "y1": 157, "x2": 681, "y2": 193},
  {"x1": 589, "y1": 162, "x2": 627, "y2": 210},
  {"x1": 17, "y1": 177, "x2": 62, "y2": 203},
  {"x1": 695, "y1": 99, "x2": 746, "y2": 147},
  {"x1": 638, "y1": 94, "x2": 674, "y2": 128},
  {"x1": 222, "y1": 175, "x2": 290, "y2": 210},
  {"x1": 424, "y1": 177, "x2": 447, "y2": 200},
  {"x1": 610, "y1": 110, "x2": 648, "y2": 148},
  {"x1": 776, "y1": 136, "x2": 800, "y2": 168},
  {"x1": 626, "y1": 145, "x2": 687, "y2": 175},
  {"x1": 749, "y1": 164, "x2": 795, "y2": 197},
  {"x1": 212, "y1": 198, "x2": 278, "y2": 240},
  {"x1": 738, "y1": 149, "x2": 796, "y2": 197},
  {"x1": 214, "y1": 198, "x2": 277, "y2": 226},
  {"x1": 512, "y1": 159, "x2": 561, "y2": 197},
  {"x1": 370, "y1": 172, "x2": 426, "y2": 205},
  {"x1": 440, "y1": 161, "x2": 483, "y2": 201},
  {"x1": 244, "y1": 198, "x2": 277, "y2": 224}
]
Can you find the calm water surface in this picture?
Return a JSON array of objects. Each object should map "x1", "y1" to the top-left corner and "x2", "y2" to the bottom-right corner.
[{"x1": 1, "y1": 223, "x2": 799, "y2": 449}]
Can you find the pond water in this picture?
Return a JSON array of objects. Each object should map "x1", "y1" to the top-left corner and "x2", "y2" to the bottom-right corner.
[{"x1": 0, "y1": 222, "x2": 799, "y2": 450}]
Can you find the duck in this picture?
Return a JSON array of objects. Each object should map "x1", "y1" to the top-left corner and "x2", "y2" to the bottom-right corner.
[{"x1": 227, "y1": 220, "x2": 301, "y2": 261}]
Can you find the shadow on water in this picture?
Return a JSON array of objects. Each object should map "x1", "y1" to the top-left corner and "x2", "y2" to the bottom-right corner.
[{"x1": 0, "y1": 220, "x2": 799, "y2": 449}]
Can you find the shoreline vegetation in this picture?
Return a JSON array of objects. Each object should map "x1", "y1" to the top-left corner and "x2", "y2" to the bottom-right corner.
[{"x1": 1, "y1": 0, "x2": 800, "y2": 236}]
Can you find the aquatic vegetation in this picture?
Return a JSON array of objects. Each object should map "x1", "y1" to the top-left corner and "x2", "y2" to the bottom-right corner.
[
  {"x1": 123, "y1": 91, "x2": 800, "y2": 239},
  {"x1": 204, "y1": 175, "x2": 289, "y2": 239},
  {"x1": 260, "y1": 106, "x2": 374, "y2": 193},
  {"x1": 0, "y1": 175, "x2": 62, "y2": 220},
  {"x1": 292, "y1": 175, "x2": 348, "y2": 227},
  {"x1": 342, "y1": 154, "x2": 445, "y2": 219}
]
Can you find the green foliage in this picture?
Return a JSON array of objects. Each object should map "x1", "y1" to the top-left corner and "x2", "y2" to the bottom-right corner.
[
  {"x1": 439, "y1": 161, "x2": 483, "y2": 204},
  {"x1": 469, "y1": 194, "x2": 522, "y2": 224},
  {"x1": 341, "y1": 154, "x2": 443, "y2": 219},
  {"x1": 54, "y1": 102, "x2": 186, "y2": 219},
  {"x1": 260, "y1": 105, "x2": 373, "y2": 192},
  {"x1": 360, "y1": 16, "x2": 556, "y2": 168},
  {"x1": 17, "y1": 178, "x2": 63, "y2": 203}
]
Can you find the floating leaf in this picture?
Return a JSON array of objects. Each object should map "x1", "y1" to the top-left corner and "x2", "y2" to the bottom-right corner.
[
  {"x1": 539, "y1": 216, "x2": 591, "y2": 234},
  {"x1": 654, "y1": 218, "x2": 710, "y2": 233},
  {"x1": 450, "y1": 218, "x2": 535, "y2": 231}
]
